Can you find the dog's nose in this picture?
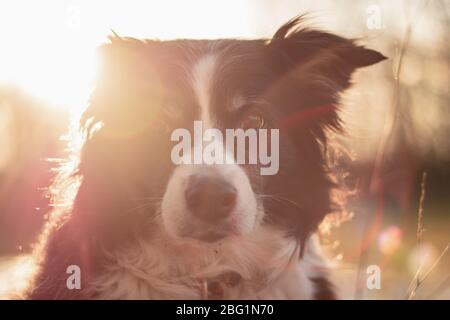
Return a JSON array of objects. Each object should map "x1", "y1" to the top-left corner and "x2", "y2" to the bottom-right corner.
[{"x1": 185, "y1": 174, "x2": 237, "y2": 221}]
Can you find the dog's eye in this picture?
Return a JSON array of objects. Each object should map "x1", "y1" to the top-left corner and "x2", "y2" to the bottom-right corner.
[{"x1": 239, "y1": 114, "x2": 265, "y2": 130}]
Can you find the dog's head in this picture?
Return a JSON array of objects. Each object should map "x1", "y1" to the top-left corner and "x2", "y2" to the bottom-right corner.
[{"x1": 76, "y1": 17, "x2": 385, "y2": 249}]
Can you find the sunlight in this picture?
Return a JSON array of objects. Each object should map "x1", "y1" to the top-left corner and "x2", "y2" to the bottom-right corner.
[
  {"x1": 0, "y1": 0, "x2": 253, "y2": 111},
  {"x1": 0, "y1": 255, "x2": 37, "y2": 299}
]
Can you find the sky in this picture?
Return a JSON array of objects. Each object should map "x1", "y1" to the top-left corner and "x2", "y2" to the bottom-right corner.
[{"x1": 0, "y1": 0, "x2": 445, "y2": 109}]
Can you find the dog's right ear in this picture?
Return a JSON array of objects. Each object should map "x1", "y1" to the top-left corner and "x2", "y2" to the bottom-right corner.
[{"x1": 81, "y1": 37, "x2": 166, "y2": 137}]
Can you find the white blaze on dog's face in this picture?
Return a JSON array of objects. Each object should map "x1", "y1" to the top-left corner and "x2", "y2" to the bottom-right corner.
[{"x1": 161, "y1": 53, "x2": 262, "y2": 243}]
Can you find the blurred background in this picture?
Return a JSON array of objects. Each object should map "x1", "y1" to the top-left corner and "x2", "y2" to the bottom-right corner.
[{"x1": 0, "y1": 0, "x2": 448, "y2": 299}]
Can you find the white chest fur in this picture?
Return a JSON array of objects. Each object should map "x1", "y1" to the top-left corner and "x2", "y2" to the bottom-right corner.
[{"x1": 91, "y1": 227, "x2": 329, "y2": 300}]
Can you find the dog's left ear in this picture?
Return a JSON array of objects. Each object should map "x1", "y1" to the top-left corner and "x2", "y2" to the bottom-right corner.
[
  {"x1": 268, "y1": 16, "x2": 386, "y2": 81},
  {"x1": 266, "y1": 16, "x2": 386, "y2": 132}
]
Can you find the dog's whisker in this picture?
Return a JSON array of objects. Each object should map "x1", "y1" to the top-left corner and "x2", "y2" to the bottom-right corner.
[
  {"x1": 124, "y1": 199, "x2": 163, "y2": 215},
  {"x1": 256, "y1": 194, "x2": 304, "y2": 211}
]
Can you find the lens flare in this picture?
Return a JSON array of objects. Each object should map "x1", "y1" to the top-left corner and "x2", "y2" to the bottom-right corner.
[
  {"x1": 378, "y1": 225, "x2": 402, "y2": 255},
  {"x1": 408, "y1": 242, "x2": 439, "y2": 275}
]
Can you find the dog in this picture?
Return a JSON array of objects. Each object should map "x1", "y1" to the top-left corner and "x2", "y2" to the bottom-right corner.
[{"x1": 22, "y1": 16, "x2": 385, "y2": 299}]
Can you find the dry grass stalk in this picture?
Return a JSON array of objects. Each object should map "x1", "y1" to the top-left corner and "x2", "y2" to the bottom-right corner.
[
  {"x1": 407, "y1": 172, "x2": 450, "y2": 299},
  {"x1": 354, "y1": 16, "x2": 412, "y2": 300}
]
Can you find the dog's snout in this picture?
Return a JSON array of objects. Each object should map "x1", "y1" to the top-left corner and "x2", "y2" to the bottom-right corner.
[{"x1": 185, "y1": 174, "x2": 237, "y2": 221}]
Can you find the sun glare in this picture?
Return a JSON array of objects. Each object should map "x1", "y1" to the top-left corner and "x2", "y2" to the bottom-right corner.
[
  {"x1": 0, "y1": 0, "x2": 253, "y2": 111},
  {"x1": 0, "y1": 255, "x2": 37, "y2": 299}
]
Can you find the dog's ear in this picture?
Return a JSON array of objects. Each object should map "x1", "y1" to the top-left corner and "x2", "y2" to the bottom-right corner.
[
  {"x1": 82, "y1": 37, "x2": 166, "y2": 137},
  {"x1": 266, "y1": 16, "x2": 386, "y2": 136},
  {"x1": 270, "y1": 16, "x2": 386, "y2": 70}
]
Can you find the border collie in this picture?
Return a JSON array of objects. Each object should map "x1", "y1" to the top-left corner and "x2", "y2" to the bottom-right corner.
[{"x1": 22, "y1": 16, "x2": 385, "y2": 299}]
